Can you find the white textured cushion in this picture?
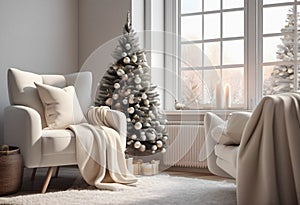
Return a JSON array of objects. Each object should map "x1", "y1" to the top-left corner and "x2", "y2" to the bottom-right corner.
[
  {"x1": 225, "y1": 112, "x2": 251, "y2": 144},
  {"x1": 7, "y1": 68, "x2": 47, "y2": 127},
  {"x1": 35, "y1": 83, "x2": 86, "y2": 129},
  {"x1": 211, "y1": 124, "x2": 236, "y2": 145}
]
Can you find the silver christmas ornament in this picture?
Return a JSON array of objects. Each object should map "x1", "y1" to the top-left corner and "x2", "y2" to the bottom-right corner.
[
  {"x1": 121, "y1": 52, "x2": 127, "y2": 57},
  {"x1": 161, "y1": 148, "x2": 166, "y2": 153}
]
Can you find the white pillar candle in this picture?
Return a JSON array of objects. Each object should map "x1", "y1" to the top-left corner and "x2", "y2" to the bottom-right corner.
[
  {"x1": 224, "y1": 84, "x2": 231, "y2": 109},
  {"x1": 215, "y1": 82, "x2": 224, "y2": 109}
]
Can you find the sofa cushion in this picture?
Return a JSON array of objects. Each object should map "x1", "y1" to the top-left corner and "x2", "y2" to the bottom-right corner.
[
  {"x1": 35, "y1": 83, "x2": 86, "y2": 129},
  {"x1": 7, "y1": 68, "x2": 47, "y2": 127},
  {"x1": 225, "y1": 112, "x2": 251, "y2": 144},
  {"x1": 211, "y1": 124, "x2": 236, "y2": 145}
]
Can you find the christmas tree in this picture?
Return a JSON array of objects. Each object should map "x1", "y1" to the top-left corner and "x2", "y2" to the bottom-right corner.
[
  {"x1": 95, "y1": 11, "x2": 168, "y2": 155},
  {"x1": 264, "y1": 8, "x2": 300, "y2": 95}
]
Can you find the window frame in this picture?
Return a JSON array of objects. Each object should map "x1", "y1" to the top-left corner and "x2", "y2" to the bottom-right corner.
[{"x1": 165, "y1": 0, "x2": 255, "y2": 110}]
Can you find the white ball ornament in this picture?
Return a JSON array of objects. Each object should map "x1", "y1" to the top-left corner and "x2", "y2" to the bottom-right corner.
[
  {"x1": 117, "y1": 69, "x2": 125, "y2": 76},
  {"x1": 161, "y1": 148, "x2": 166, "y2": 153},
  {"x1": 134, "y1": 141, "x2": 141, "y2": 149},
  {"x1": 162, "y1": 136, "x2": 168, "y2": 142},
  {"x1": 128, "y1": 107, "x2": 135, "y2": 114},
  {"x1": 121, "y1": 52, "x2": 127, "y2": 57},
  {"x1": 131, "y1": 54, "x2": 138, "y2": 63},
  {"x1": 131, "y1": 134, "x2": 137, "y2": 140},
  {"x1": 123, "y1": 57, "x2": 131, "y2": 64},
  {"x1": 134, "y1": 122, "x2": 142, "y2": 130},
  {"x1": 125, "y1": 43, "x2": 131, "y2": 50},
  {"x1": 134, "y1": 76, "x2": 141, "y2": 84},
  {"x1": 127, "y1": 118, "x2": 131, "y2": 122},
  {"x1": 122, "y1": 74, "x2": 128, "y2": 81},
  {"x1": 114, "y1": 83, "x2": 120, "y2": 89},
  {"x1": 142, "y1": 93, "x2": 147, "y2": 100},
  {"x1": 152, "y1": 145, "x2": 158, "y2": 151},
  {"x1": 112, "y1": 94, "x2": 119, "y2": 100},
  {"x1": 136, "y1": 84, "x2": 142, "y2": 90},
  {"x1": 156, "y1": 140, "x2": 163, "y2": 148},
  {"x1": 122, "y1": 98, "x2": 128, "y2": 105},
  {"x1": 144, "y1": 99, "x2": 150, "y2": 106},
  {"x1": 139, "y1": 144, "x2": 146, "y2": 152}
]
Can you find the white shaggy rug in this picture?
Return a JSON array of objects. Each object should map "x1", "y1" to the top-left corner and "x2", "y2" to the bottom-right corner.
[{"x1": 0, "y1": 174, "x2": 236, "y2": 205}]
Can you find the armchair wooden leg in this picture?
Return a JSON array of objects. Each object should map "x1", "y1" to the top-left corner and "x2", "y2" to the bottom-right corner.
[
  {"x1": 41, "y1": 167, "x2": 54, "y2": 193},
  {"x1": 31, "y1": 168, "x2": 37, "y2": 181},
  {"x1": 55, "y1": 166, "x2": 60, "y2": 178}
]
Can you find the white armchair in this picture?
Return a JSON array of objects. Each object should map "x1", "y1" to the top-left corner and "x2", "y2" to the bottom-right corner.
[{"x1": 4, "y1": 68, "x2": 126, "y2": 193}]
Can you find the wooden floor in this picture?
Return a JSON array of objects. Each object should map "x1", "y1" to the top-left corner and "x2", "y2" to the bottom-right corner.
[{"x1": 5, "y1": 166, "x2": 233, "y2": 197}]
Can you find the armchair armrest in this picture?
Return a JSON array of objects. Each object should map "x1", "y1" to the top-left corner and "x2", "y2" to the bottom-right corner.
[
  {"x1": 105, "y1": 109, "x2": 127, "y2": 150},
  {"x1": 4, "y1": 105, "x2": 42, "y2": 168}
]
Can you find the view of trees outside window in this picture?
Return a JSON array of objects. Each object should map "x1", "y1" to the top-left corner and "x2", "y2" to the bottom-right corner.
[{"x1": 262, "y1": 1, "x2": 300, "y2": 94}]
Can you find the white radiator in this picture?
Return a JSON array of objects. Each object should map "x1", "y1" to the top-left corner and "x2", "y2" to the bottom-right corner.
[{"x1": 163, "y1": 123, "x2": 207, "y2": 168}]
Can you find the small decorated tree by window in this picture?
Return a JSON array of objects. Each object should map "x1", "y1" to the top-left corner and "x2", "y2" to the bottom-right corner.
[
  {"x1": 264, "y1": 8, "x2": 300, "y2": 95},
  {"x1": 95, "y1": 11, "x2": 168, "y2": 156}
]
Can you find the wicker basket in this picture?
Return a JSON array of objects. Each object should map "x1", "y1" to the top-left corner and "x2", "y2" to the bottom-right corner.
[{"x1": 0, "y1": 145, "x2": 24, "y2": 196}]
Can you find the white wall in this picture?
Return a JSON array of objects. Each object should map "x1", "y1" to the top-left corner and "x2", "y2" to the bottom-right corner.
[
  {"x1": 78, "y1": 0, "x2": 131, "y2": 98},
  {"x1": 0, "y1": 0, "x2": 79, "y2": 144}
]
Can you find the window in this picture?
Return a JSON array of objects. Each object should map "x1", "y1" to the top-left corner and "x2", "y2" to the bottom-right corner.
[
  {"x1": 172, "y1": 0, "x2": 300, "y2": 110},
  {"x1": 179, "y1": 0, "x2": 245, "y2": 109},
  {"x1": 260, "y1": 0, "x2": 300, "y2": 95}
]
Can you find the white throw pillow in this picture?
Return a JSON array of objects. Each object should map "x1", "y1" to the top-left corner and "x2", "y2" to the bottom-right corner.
[
  {"x1": 211, "y1": 124, "x2": 237, "y2": 145},
  {"x1": 35, "y1": 82, "x2": 86, "y2": 129},
  {"x1": 225, "y1": 112, "x2": 252, "y2": 144}
]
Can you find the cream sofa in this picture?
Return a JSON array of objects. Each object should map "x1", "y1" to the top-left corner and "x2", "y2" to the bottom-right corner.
[{"x1": 4, "y1": 68, "x2": 126, "y2": 193}]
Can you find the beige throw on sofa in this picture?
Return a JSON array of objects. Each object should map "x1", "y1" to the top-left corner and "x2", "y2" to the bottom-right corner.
[
  {"x1": 69, "y1": 106, "x2": 137, "y2": 191},
  {"x1": 237, "y1": 93, "x2": 300, "y2": 205}
]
